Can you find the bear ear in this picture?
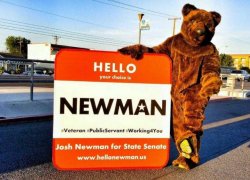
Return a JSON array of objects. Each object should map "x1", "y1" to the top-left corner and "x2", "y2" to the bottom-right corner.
[
  {"x1": 182, "y1": 4, "x2": 197, "y2": 16},
  {"x1": 211, "y1": 11, "x2": 221, "y2": 26}
]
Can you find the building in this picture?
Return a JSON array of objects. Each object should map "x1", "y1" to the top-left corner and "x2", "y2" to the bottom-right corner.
[
  {"x1": 27, "y1": 43, "x2": 89, "y2": 74},
  {"x1": 28, "y1": 43, "x2": 89, "y2": 61},
  {"x1": 0, "y1": 53, "x2": 28, "y2": 74},
  {"x1": 230, "y1": 54, "x2": 250, "y2": 70}
]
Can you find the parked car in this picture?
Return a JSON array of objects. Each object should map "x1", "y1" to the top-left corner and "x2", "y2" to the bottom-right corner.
[
  {"x1": 220, "y1": 67, "x2": 232, "y2": 80},
  {"x1": 22, "y1": 70, "x2": 49, "y2": 76},
  {"x1": 22, "y1": 71, "x2": 32, "y2": 75},
  {"x1": 1, "y1": 72, "x2": 10, "y2": 75},
  {"x1": 230, "y1": 70, "x2": 250, "y2": 81}
]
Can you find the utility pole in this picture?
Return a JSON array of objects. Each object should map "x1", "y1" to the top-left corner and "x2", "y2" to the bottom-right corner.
[
  {"x1": 18, "y1": 37, "x2": 23, "y2": 57},
  {"x1": 168, "y1": 17, "x2": 181, "y2": 36},
  {"x1": 53, "y1": 35, "x2": 60, "y2": 44},
  {"x1": 138, "y1": 13, "x2": 144, "y2": 44}
]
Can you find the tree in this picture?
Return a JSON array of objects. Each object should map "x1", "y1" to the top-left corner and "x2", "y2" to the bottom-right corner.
[
  {"x1": 5, "y1": 36, "x2": 31, "y2": 58},
  {"x1": 219, "y1": 54, "x2": 234, "y2": 67}
]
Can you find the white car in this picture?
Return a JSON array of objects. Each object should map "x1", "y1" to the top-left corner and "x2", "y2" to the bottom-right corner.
[
  {"x1": 1, "y1": 72, "x2": 10, "y2": 75},
  {"x1": 230, "y1": 70, "x2": 250, "y2": 81},
  {"x1": 220, "y1": 68, "x2": 232, "y2": 80}
]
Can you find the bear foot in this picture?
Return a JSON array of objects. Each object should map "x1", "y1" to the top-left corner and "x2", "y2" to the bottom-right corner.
[
  {"x1": 172, "y1": 156, "x2": 190, "y2": 170},
  {"x1": 172, "y1": 156, "x2": 198, "y2": 170},
  {"x1": 180, "y1": 137, "x2": 200, "y2": 164}
]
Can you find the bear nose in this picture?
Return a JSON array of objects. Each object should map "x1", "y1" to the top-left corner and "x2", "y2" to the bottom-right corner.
[{"x1": 196, "y1": 29, "x2": 205, "y2": 36}]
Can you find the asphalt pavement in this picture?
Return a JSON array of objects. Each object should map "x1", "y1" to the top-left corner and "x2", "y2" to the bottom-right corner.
[{"x1": 0, "y1": 98, "x2": 249, "y2": 179}]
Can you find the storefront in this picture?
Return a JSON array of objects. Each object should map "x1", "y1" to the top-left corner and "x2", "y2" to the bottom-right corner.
[
  {"x1": 27, "y1": 43, "x2": 89, "y2": 75},
  {"x1": 231, "y1": 54, "x2": 250, "y2": 70}
]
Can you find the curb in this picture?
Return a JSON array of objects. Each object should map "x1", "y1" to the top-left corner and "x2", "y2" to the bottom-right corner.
[
  {"x1": 0, "y1": 114, "x2": 53, "y2": 124},
  {"x1": 210, "y1": 97, "x2": 233, "y2": 102}
]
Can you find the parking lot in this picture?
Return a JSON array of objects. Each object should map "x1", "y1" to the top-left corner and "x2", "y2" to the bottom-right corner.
[{"x1": 222, "y1": 79, "x2": 250, "y2": 90}]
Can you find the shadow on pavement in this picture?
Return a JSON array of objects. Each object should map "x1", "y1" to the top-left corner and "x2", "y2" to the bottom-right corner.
[
  {"x1": 205, "y1": 99, "x2": 250, "y2": 124},
  {"x1": 0, "y1": 110, "x2": 250, "y2": 174},
  {"x1": 169, "y1": 118, "x2": 250, "y2": 167},
  {"x1": 200, "y1": 119, "x2": 250, "y2": 164},
  {"x1": 0, "y1": 120, "x2": 53, "y2": 174}
]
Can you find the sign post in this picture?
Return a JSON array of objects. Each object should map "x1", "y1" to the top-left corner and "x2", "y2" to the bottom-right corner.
[
  {"x1": 53, "y1": 50, "x2": 172, "y2": 170},
  {"x1": 140, "y1": 19, "x2": 150, "y2": 30}
]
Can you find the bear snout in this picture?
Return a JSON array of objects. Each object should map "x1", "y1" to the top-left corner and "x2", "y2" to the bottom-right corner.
[{"x1": 196, "y1": 29, "x2": 205, "y2": 36}]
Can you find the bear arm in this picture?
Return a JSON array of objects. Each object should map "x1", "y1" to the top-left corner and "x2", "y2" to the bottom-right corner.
[
  {"x1": 118, "y1": 36, "x2": 174, "y2": 59},
  {"x1": 118, "y1": 44, "x2": 152, "y2": 54},
  {"x1": 152, "y1": 36, "x2": 174, "y2": 56},
  {"x1": 199, "y1": 52, "x2": 222, "y2": 97},
  {"x1": 118, "y1": 44, "x2": 155, "y2": 60}
]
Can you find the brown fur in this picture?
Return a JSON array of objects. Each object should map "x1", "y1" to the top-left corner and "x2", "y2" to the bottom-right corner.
[{"x1": 118, "y1": 4, "x2": 222, "y2": 169}]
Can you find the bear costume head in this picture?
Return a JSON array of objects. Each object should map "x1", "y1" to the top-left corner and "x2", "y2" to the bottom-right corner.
[{"x1": 181, "y1": 4, "x2": 221, "y2": 47}]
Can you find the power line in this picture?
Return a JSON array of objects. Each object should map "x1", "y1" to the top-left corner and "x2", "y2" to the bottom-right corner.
[
  {"x1": 3, "y1": 20, "x2": 249, "y2": 49},
  {"x1": 0, "y1": 25, "x2": 126, "y2": 48},
  {"x1": 107, "y1": 0, "x2": 178, "y2": 18},
  {"x1": 4, "y1": 18, "x2": 128, "y2": 43},
  {"x1": 0, "y1": 18, "x2": 132, "y2": 45},
  {"x1": 0, "y1": 26, "x2": 127, "y2": 47},
  {"x1": 93, "y1": 0, "x2": 140, "y2": 13},
  {"x1": 93, "y1": 0, "x2": 170, "y2": 18},
  {"x1": 0, "y1": 0, "x2": 118, "y2": 30},
  {"x1": 0, "y1": 18, "x2": 131, "y2": 44},
  {"x1": 0, "y1": 21, "x2": 130, "y2": 47},
  {"x1": 93, "y1": 0, "x2": 177, "y2": 18},
  {"x1": 214, "y1": 31, "x2": 250, "y2": 46}
]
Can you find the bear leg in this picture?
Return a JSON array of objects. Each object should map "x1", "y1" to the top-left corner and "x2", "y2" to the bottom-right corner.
[{"x1": 171, "y1": 88, "x2": 205, "y2": 169}]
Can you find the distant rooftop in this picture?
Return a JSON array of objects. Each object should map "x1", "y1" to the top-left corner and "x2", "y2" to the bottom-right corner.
[
  {"x1": 230, "y1": 54, "x2": 250, "y2": 56},
  {"x1": 0, "y1": 52, "x2": 23, "y2": 58},
  {"x1": 30, "y1": 43, "x2": 89, "y2": 50},
  {"x1": 51, "y1": 44, "x2": 89, "y2": 50}
]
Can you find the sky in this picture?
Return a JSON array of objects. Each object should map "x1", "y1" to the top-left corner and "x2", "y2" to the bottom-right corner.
[{"x1": 0, "y1": 0, "x2": 250, "y2": 54}]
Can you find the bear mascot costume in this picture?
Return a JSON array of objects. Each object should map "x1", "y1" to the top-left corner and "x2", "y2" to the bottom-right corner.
[{"x1": 118, "y1": 4, "x2": 222, "y2": 170}]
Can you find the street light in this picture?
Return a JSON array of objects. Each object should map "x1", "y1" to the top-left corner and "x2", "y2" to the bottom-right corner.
[{"x1": 138, "y1": 13, "x2": 144, "y2": 44}]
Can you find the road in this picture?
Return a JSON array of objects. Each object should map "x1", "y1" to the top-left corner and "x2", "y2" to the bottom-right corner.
[
  {"x1": 0, "y1": 82, "x2": 53, "y2": 88},
  {"x1": 0, "y1": 99, "x2": 250, "y2": 179},
  {"x1": 0, "y1": 74, "x2": 53, "y2": 83},
  {"x1": 1, "y1": 75, "x2": 250, "y2": 89}
]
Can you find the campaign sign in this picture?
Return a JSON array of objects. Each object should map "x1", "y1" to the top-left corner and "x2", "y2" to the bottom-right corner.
[{"x1": 53, "y1": 49, "x2": 172, "y2": 170}]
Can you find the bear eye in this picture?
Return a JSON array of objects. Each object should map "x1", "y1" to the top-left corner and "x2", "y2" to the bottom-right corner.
[
  {"x1": 191, "y1": 19, "x2": 195, "y2": 23},
  {"x1": 207, "y1": 22, "x2": 213, "y2": 28}
]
